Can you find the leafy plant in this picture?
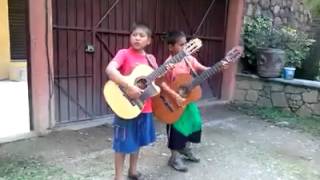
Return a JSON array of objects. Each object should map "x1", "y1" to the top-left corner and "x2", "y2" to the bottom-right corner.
[
  {"x1": 305, "y1": 0, "x2": 320, "y2": 16},
  {"x1": 280, "y1": 27, "x2": 315, "y2": 67},
  {"x1": 242, "y1": 16, "x2": 315, "y2": 70}
]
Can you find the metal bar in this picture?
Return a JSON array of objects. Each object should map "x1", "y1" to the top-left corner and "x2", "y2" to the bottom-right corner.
[
  {"x1": 94, "y1": 0, "x2": 120, "y2": 28},
  {"x1": 54, "y1": 80, "x2": 94, "y2": 118},
  {"x1": 66, "y1": 0, "x2": 70, "y2": 121},
  {"x1": 193, "y1": 0, "x2": 216, "y2": 35},
  {"x1": 95, "y1": 33, "x2": 115, "y2": 60},
  {"x1": 54, "y1": 74, "x2": 93, "y2": 79},
  {"x1": 177, "y1": 0, "x2": 193, "y2": 34},
  {"x1": 75, "y1": 0, "x2": 79, "y2": 122}
]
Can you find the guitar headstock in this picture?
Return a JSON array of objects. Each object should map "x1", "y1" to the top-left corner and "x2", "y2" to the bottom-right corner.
[
  {"x1": 223, "y1": 46, "x2": 243, "y2": 64},
  {"x1": 183, "y1": 38, "x2": 203, "y2": 55}
]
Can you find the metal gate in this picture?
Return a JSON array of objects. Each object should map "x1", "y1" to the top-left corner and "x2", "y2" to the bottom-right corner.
[{"x1": 52, "y1": 0, "x2": 228, "y2": 124}]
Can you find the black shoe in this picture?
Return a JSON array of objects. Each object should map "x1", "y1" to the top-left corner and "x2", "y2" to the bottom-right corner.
[
  {"x1": 128, "y1": 172, "x2": 143, "y2": 180},
  {"x1": 178, "y1": 148, "x2": 200, "y2": 163},
  {"x1": 168, "y1": 155, "x2": 188, "y2": 172}
]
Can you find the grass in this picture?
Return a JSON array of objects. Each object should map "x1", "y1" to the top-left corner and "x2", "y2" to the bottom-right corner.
[
  {"x1": 229, "y1": 104, "x2": 320, "y2": 137},
  {"x1": 0, "y1": 156, "x2": 78, "y2": 180}
]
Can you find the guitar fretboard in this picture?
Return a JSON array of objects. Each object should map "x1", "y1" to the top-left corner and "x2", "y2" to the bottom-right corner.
[
  {"x1": 189, "y1": 61, "x2": 224, "y2": 89},
  {"x1": 147, "y1": 51, "x2": 187, "y2": 81}
]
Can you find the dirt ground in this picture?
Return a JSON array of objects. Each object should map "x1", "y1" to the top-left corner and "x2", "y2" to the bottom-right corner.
[{"x1": 0, "y1": 105, "x2": 320, "y2": 180}]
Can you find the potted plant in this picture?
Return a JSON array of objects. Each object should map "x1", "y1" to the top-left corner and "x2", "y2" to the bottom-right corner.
[
  {"x1": 242, "y1": 17, "x2": 286, "y2": 77},
  {"x1": 280, "y1": 27, "x2": 315, "y2": 80},
  {"x1": 242, "y1": 16, "x2": 314, "y2": 79}
]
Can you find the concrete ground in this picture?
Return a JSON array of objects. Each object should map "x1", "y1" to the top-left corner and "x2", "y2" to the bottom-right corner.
[{"x1": 0, "y1": 104, "x2": 320, "y2": 180}]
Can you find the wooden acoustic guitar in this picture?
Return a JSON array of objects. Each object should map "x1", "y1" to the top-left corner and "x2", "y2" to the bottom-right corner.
[
  {"x1": 152, "y1": 46, "x2": 243, "y2": 124},
  {"x1": 103, "y1": 38, "x2": 202, "y2": 119}
]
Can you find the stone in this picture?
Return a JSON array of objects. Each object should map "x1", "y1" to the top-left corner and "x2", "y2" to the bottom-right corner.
[
  {"x1": 257, "y1": 97, "x2": 272, "y2": 107},
  {"x1": 297, "y1": 104, "x2": 313, "y2": 117},
  {"x1": 271, "y1": 0, "x2": 281, "y2": 6},
  {"x1": 234, "y1": 89, "x2": 247, "y2": 101},
  {"x1": 275, "y1": 121, "x2": 290, "y2": 127},
  {"x1": 287, "y1": 95, "x2": 304, "y2": 112},
  {"x1": 273, "y1": 5, "x2": 281, "y2": 15},
  {"x1": 246, "y1": 90, "x2": 259, "y2": 102},
  {"x1": 251, "y1": 81, "x2": 263, "y2": 90},
  {"x1": 271, "y1": 92, "x2": 288, "y2": 107},
  {"x1": 283, "y1": 17, "x2": 288, "y2": 24},
  {"x1": 252, "y1": 0, "x2": 259, "y2": 4},
  {"x1": 255, "y1": 5, "x2": 262, "y2": 16},
  {"x1": 260, "y1": 0, "x2": 271, "y2": 9},
  {"x1": 279, "y1": 9, "x2": 286, "y2": 18},
  {"x1": 262, "y1": 10, "x2": 274, "y2": 19},
  {"x1": 247, "y1": 4, "x2": 254, "y2": 16},
  {"x1": 284, "y1": 86, "x2": 305, "y2": 94},
  {"x1": 312, "y1": 103, "x2": 320, "y2": 115},
  {"x1": 302, "y1": 90, "x2": 318, "y2": 103},
  {"x1": 282, "y1": 0, "x2": 286, "y2": 6},
  {"x1": 237, "y1": 81, "x2": 250, "y2": 90},
  {"x1": 274, "y1": 17, "x2": 282, "y2": 26}
]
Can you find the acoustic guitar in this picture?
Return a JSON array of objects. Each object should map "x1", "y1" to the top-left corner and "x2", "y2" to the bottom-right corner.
[
  {"x1": 103, "y1": 38, "x2": 202, "y2": 119},
  {"x1": 152, "y1": 46, "x2": 243, "y2": 124}
]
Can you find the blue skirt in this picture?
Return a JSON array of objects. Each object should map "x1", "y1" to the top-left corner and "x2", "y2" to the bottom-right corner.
[{"x1": 112, "y1": 113, "x2": 156, "y2": 154}]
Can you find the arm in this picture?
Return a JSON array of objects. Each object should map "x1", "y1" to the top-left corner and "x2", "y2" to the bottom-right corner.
[
  {"x1": 105, "y1": 61, "x2": 128, "y2": 88},
  {"x1": 157, "y1": 78, "x2": 186, "y2": 106},
  {"x1": 105, "y1": 60, "x2": 143, "y2": 99}
]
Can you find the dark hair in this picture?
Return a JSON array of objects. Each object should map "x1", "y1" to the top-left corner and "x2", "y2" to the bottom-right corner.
[
  {"x1": 164, "y1": 31, "x2": 186, "y2": 45},
  {"x1": 130, "y1": 23, "x2": 152, "y2": 37}
]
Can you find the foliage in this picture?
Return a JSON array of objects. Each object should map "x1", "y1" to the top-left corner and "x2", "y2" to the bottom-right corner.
[
  {"x1": 280, "y1": 27, "x2": 315, "y2": 67},
  {"x1": 305, "y1": 0, "x2": 320, "y2": 16},
  {"x1": 242, "y1": 16, "x2": 315, "y2": 69}
]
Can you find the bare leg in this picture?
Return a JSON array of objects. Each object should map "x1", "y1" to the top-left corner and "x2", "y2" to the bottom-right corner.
[
  {"x1": 114, "y1": 152, "x2": 126, "y2": 180},
  {"x1": 128, "y1": 150, "x2": 139, "y2": 176}
]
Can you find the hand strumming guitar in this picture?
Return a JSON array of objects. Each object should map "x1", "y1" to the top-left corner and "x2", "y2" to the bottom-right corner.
[{"x1": 125, "y1": 84, "x2": 143, "y2": 99}]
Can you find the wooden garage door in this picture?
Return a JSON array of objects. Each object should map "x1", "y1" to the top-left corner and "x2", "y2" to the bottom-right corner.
[{"x1": 52, "y1": 0, "x2": 228, "y2": 124}]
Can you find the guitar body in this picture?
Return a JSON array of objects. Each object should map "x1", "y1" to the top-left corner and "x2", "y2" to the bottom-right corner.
[
  {"x1": 152, "y1": 73, "x2": 202, "y2": 124},
  {"x1": 104, "y1": 64, "x2": 160, "y2": 119}
]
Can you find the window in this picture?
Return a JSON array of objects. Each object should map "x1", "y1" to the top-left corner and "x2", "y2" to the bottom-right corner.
[{"x1": 8, "y1": 0, "x2": 27, "y2": 60}]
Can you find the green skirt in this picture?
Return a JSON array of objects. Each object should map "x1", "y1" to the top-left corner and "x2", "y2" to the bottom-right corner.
[{"x1": 167, "y1": 102, "x2": 202, "y2": 150}]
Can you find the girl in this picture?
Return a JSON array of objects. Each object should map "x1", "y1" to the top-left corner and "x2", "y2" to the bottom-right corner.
[
  {"x1": 105, "y1": 24, "x2": 158, "y2": 180},
  {"x1": 160, "y1": 31, "x2": 210, "y2": 172}
]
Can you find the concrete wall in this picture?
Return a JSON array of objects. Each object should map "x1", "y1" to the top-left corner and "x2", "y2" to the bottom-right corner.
[{"x1": 234, "y1": 74, "x2": 320, "y2": 118}]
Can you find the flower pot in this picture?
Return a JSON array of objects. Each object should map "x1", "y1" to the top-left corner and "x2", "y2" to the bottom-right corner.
[
  {"x1": 283, "y1": 67, "x2": 296, "y2": 80},
  {"x1": 257, "y1": 48, "x2": 285, "y2": 78}
]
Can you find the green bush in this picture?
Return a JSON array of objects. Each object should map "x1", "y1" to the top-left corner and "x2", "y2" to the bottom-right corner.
[{"x1": 242, "y1": 16, "x2": 315, "y2": 71}]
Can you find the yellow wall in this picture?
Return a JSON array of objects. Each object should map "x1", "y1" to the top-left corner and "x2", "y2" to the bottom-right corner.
[
  {"x1": 0, "y1": 0, "x2": 10, "y2": 80},
  {"x1": 0, "y1": 0, "x2": 27, "y2": 81}
]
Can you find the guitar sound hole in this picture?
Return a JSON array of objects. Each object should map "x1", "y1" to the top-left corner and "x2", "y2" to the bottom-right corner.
[
  {"x1": 178, "y1": 86, "x2": 188, "y2": 98},
  {"x1": 135, "y1": 78, "x2": 148, "y2": 89}
]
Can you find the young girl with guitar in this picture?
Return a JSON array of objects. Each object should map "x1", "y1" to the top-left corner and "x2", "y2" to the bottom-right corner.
[
  {"x1": 105, "y1": 24, "x2": 158, "y2": 180},
  {"x1": 158, "y1": 31, "x2": 212, "y2": 172}
]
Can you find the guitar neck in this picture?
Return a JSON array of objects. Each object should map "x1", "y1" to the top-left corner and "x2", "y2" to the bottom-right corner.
[
  {"x1": 190, "y1": 60, "x2": 224, "y2": 89},
  {"x1": 147, "y1": 51, "x2": 187, "y2": 81}
]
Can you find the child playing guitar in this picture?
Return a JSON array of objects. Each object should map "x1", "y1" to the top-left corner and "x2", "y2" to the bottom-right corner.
[{"x1": 158, "y1": 31, "x2": 211, "y2": 172}]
